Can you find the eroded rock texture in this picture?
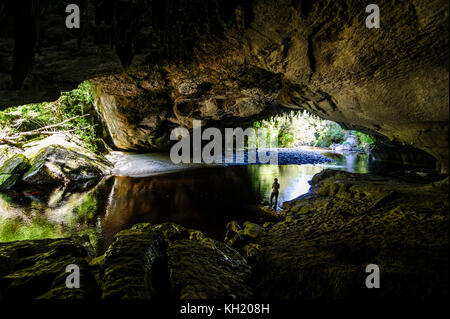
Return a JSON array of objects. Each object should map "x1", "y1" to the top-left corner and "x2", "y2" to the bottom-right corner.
[
  {"x1": 95, "y1": 223, "x2": 252, "y2": 299},
  {"x1": 0, "y1": 236, "x2": 99, "y2": 299},
  {"x1": 0, "y1": 134, "x2": 112, "y2": 191},
  {"x1": 0, "y1": 0, "x2": 448, "y2": 170},
  {"x1": 229, "y1": 169, "x2": 449, "y2": 298},
  {"x1": 0, "y1": 222, "x2": 252, "y2": 299}
]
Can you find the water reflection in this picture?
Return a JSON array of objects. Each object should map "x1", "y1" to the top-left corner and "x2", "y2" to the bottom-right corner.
[
  {"x1": 97, "y1": 167, "x2": 261, "y2": 251},
  {"x1": 248, "y1": 165, "x2": 324, "y2": 209},
  {"x1": 0, "y1": 151, "x2": 373, "y2": 252}
]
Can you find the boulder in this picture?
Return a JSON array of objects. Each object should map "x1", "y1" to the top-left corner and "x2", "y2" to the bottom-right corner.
[
  {"x1": 0, "y1": 237, "x2": 99, "y2": 299},
  {"x1": 99, "y1": 222, "x2": 252, "y2": 299},
  {"x1": 0, "y1": 154, "x2": 29, "y2": 190},
  {"x1": 100, "y1": 225, "x2": 167, "y2": 299},
  {"x1": 242, "y1": 222, "x2": 264, "y2": 239},
  {"x1": 167, "y1": 238, "x2": 252, "y2": 299},
  {"x1": 224, "y1": 220, "x2": 266, "y2": 248},
  {"x1": 0, "y1": 145, "x2": 21, "y2": 167},
  {"x1": 21, "y1": 135, "x2": 112, "y2": 190}
]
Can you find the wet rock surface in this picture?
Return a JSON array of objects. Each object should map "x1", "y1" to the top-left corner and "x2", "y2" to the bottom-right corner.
[
  {"x1": 222, "y1": 148, "x2": 333, "y2": 165},
  {"x1": 0, "y1": 154, "x2": 29, "y2": 190},
  {"x1": 166, "y1": 237, "x2": 251, "y2": 299},
  {"x1": 99, "y1": 224, "x2": 167, "y2": 299},
  {"x1": 232, "y1": 169, "x2": 449, "y2": 298},
  {"x1": 0, "y1": 134, "x2": 112, "y2": 192},
  {"x1": 0, "y1": 236, "x2": 99, "y2": 299}
]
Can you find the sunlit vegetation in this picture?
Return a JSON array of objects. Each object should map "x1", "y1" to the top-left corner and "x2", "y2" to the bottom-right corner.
[
  {"x1": 0, "y1": 82, "x2": 104, "y2": 153},
  {"x1": 252, "y1": 111, "x2": 376, "y2": 152},
  {"x1": 354, "y1": 131, "x2": 377, "y2": 152}
]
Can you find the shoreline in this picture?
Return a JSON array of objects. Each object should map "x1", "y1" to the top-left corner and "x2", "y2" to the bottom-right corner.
[{"x1": 106, "y1": 147, "x2": 336, "y2": 177}]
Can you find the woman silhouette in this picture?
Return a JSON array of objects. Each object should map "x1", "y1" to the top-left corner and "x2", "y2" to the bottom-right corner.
[{"x1": 270, "y1": 178, "x2": 280, "y2": 210}]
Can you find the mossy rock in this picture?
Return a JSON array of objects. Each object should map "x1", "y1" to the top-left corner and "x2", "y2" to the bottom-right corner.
[
  {"x1": 224, "y1": 221, "x2": 265, "y2": 248},
  {"x1": 0, "y1": 237, "x2": 99, "y2": 299},
  {"x1": 167, "y1": 239, "x2": 252, "y2": 299},
  {"x1": 133, "y1": 222, "x2": 205, "y2": 242},
  {"x1": 0, "y1": 145, "x2": 21, "y2": 167},
  {"x1": 242, "y1": 221, "x2": 264, "y2": 238},
  {"x1": 0, "y1": 154, "x2": 30, "y2": 190},
  {"x1": 22, "y1": 144, "x2": 106, "y2": 189},
  {"x1": 100, "y1": 226, "x2": 167, "y2": 299}
]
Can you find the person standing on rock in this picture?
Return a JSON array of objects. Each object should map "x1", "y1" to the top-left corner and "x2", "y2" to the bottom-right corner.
[{"x1": 270, "y1": 178, "x2": 280, "y2": 210}]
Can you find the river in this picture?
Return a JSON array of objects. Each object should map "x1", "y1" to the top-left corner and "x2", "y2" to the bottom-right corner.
[{"x1": 0, "y1": 150, "x2": 374, "y2": 253}]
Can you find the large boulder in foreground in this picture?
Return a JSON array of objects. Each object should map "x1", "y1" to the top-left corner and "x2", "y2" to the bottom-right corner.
[
  {"x1": 0, "y1": 237, "x2": 99, "y2": 299},
  {"x1": 21, "y1": 134, "x2": 112, "y2": 190},
  {"x1": 99, "y1": 223, "x2": 252, "y2": 299},
  {"x1": 0, "y1": 222, "x2": 253, "y2": 299},
  {"x1": 167, "y1": 236, "x2": 252, "y2": 299},
  {"x1": 99, "y1": 225, "x2": 167, "y2": 299}
]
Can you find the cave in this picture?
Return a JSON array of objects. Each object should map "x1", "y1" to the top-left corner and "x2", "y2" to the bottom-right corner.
[{"x1": 0, "y1": 0, "x2": 448, "y2": 304}]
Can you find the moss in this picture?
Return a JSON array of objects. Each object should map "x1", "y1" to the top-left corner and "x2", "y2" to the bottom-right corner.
[
  {"x1": 0, "y1": 217, "x2": 63, "y2": 242},
  {"x1": 22, "y1": 143, "x2": 109, "y2": 188},
  {"x1": 0, "y1": 237, "x2": 98, "y2": 299},
  {"x1": 0, "y1": 82, "x2": 107, "y2": 154},
  {"x1": 0, "y1": 154, "x2": 30, "y2": 190}
]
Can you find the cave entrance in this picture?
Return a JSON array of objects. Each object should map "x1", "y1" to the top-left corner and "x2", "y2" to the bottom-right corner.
[
  {"x1": 240, "y1": 109, "x2": 436, "y2": 173},
  {"x1": 220, "y1": 109, "x2": 377, "y2": 174},
  {"x1": 249, "y1": 110, "x2": 376, "y2": 153}
]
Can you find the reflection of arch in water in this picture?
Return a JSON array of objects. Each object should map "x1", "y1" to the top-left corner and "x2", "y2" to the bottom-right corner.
[{"x1": 99, "y1": 166, "x2": 260, "y2": 249}]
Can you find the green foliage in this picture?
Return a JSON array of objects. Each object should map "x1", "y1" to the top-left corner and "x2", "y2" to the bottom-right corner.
[
  {"x1": 251, "y1": 111, "x2": 346, "y2": 148},
  {"x1": 0, "y1": 102, "x2": 55, "y2": 133},
  {"x1": 279, "y1": 131, "x2": 295, "y2": 148},
  {"x1": 250, "y1": 111, "x2": 376, "y2": 152},
  {"x1": 0, "y1": 82, "x2": 104, "y2": 153},
  {"x1": 354, "y1": 131, "x2": 376, "y2": 151},
  {"x1": 314, "y1": 122, "x2": 346, "y2": 147},
  {"x1": 252, "y1": 121, "x2": 262, "y2": 129},
  {"x1": 73, "y1": 193, "x2": 97, "y2": 221}
]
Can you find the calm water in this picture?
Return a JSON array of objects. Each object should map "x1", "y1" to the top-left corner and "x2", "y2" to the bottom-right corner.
[{"x1": 0, "y1": 151, "x2": 371, "y2": 253}]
